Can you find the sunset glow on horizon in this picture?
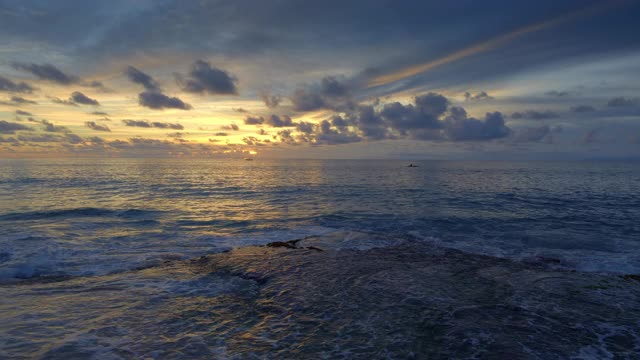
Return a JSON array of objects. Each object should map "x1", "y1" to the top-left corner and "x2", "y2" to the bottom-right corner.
[{"x1": 1, "y1": 0, "x2": 639, "y2": 159}]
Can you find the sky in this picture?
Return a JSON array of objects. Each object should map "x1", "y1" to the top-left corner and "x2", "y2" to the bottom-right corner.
[{"x1": 1, "y1": 0, "x2": 639, "y2": 159}]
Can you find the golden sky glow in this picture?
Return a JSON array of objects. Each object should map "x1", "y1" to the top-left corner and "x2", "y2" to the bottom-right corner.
[{"x1": 1, "y1": 0, "x2": 639, "y2": 159}]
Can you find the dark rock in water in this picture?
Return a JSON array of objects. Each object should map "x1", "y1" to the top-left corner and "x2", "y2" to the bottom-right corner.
[
  {"x1": 265, "y1": 239, "x2": 303, "y2": 249},
  {"x1": 266, "y1": 241, "x2": 297, "y2": 249},
  {"x1": 264, "y1": 239, "x2": 324, "y2": 252},
  {"x1": 305, "y1": 246, "x2": 324, "y2": 252}
]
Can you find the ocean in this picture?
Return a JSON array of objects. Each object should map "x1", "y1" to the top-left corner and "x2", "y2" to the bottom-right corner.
[{"x1": 1, "y1": 158, "x2": 639, "y2": 358}]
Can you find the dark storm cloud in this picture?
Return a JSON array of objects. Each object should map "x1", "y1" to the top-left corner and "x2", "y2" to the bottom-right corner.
[
  {"x1": 125, "y1": 66, "x2": 161, "y2": 92},
  {"x1": 260, "y1": 93, "x2": 282, "y2": 108},
  {"x1": 607, "y1": 97, "x2": 638, "y2": 107},
  {"x1": 85, "y1": 121, "x2": 111, "y2": 132},
  {"x1": 11, "y1": 62, "x2": 77, "y2": 85},
  {"x1": 0, "y1": 76, "x2": 34, "y2": 93},
  {"x1": 138, "y1": 91, "x2": 191, "y2": 110},
  {"x1": 122, "y1": 119, "x2": 184, "y2": 130},
  {"x1": 571, "y1": 105, "x2": 596, "y2": 113},
  {"x1": 0, "y1": 120, "x2": 32, "y2": 134},
  {"x1": 510, "y1": 110, "x2": 559, "y2": 120},
  {"x1": 178, "y1": 60, "x2": 237, "y2": 95},
  {"x1": 70, "y1": 91, "x2": 99, "y2": 106}
]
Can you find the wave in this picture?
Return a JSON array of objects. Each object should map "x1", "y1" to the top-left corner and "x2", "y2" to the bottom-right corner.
[{"x1": 0, "y1": 208, "x2": 160, "y2": 221}]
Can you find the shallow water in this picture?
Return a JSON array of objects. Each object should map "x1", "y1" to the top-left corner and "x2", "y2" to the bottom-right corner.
[
  {"x1": 1, "y1": 158, "x2": 639, "y2": 357},
  {"x1": 1, "y1": 235, "x2": 639, "y2": 358}
]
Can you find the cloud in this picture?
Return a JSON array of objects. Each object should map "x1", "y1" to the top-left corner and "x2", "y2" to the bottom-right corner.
[
  {"x1": 17, "y1": 134, "x2": 67, "y2": 143},
  {"x1": 85, "y1": 121, "x2": 111, "y2": 132},
  {"x1": 11, "y1": 62, "x2": 77, "y2": 84},
  {"x1": 90, "y1": 111, "x2": 109, "y2": 116},
  {"x1": 290, "y1": 76, "x2": 355, "y2": 112},
  {"x1": 510, "y1": 110, "x2": 559, "y2": 120},
  {"x1": 150, "y1": 122, "x2": 183, "y2": 130},
  {"x1": 122, "y1": 119, "x2": 184, "y2": 129},
  {"x1": 570, "y1": 105, "x2": 596, "y2": 113},
  {"x1": 49, "y1": 92, "x2": 100, "y2": 106},
  {"x1": 296, "y1": 121, "x2": 315, "y2": 134},
  {"x1": 464, "y1": 91, "x2": 494, "y2": 101},
  {"x1": 138, "y1": 91, "x2": 191, "y2": 110},
  {"x1": 260, "y1": 92, "x2": 282, "y2": 108},
  {"x1": 244, "y1": 114, "x2": 295, "y2": 127},
  {"x1": 244, "y1": 116, "x2": 264, "y2": 125},
  {"x1": 10, "y1": 96, "x2": 37, "y2": 105},
  {"x1": 122, "y1": 119, "x2": 151, "y2": 128},
  {"x1": 0, "y1": 120, "x2": 32, "y2": 134},
  {"x1": 311, "y1": 120, "x2": 362, "y2": 145},
  {"x1": 233, "y1": 108, "x2": 249, "y2": 113},
  {"x1": 545, "y1": 90, "x2": 569, "y2": 97},
  {"x1": 443, "y1": 111, "x2": 510, "y2": 141},
  {"x1": 41, "y1": 119, "x2": 69, "y2": 133},
  {"x1": 279, "y1": 92, "x2": 513, "y2": 145},
  {"x1": 10, "y1": 62, "x2": 107, "y2": 90},
  {"x1": 50, "y1": 97, "x2": 78, "y2": 106},
  {"x1": 0, "y1": 76, "x2": 35, "y2": 93},
  {"x1": 70, "y1": 91, "x2": 100, "y2": 106},
  {"x1": 214, "y1": 132, "x2": 228, "y2": 136},
  {"x1": 178, "y1": 60, "x2": 237, "y2": 95},
  {"x1": 125, "y1": 66, "x2": 161, "y2": 91},
  {"x1": 513, "y1": 125, "x2": 551, "y2": 142},
  {"x1": 221, "y1": 124, "x2": 239, "y2": 131},
  {"x1": 265, "y1": 114, "x2": 294, "y2": 127},
  {"x1": 15, "y1": 110, "x2": 32, "y2": 116},
  {"x1": 607, "y1": 97, "x2": 638, "y2": 107}
]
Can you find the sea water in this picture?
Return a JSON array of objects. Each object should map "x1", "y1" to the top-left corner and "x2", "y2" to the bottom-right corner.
[{"x1": 1, "y1": 158, "x2": 639, "y2": 358}]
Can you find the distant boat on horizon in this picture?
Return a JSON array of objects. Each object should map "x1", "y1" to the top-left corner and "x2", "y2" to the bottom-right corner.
[{"x1": 407, "y1": 163, "x2": 418, "y2": 167}]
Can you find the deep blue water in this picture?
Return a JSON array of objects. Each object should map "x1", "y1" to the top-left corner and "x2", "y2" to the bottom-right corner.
[{"x1": 1, "y1": 158, "x2": 640, "y2": 358}]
